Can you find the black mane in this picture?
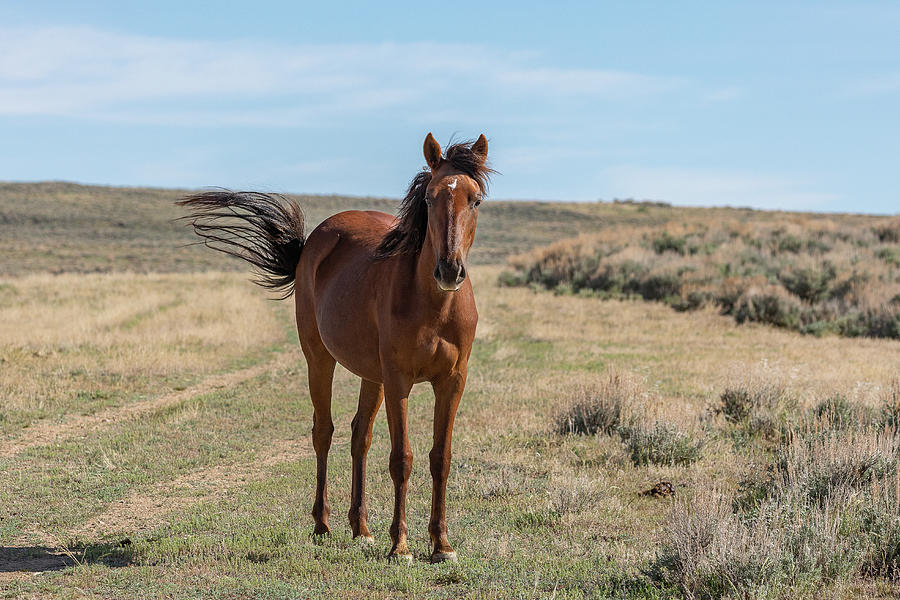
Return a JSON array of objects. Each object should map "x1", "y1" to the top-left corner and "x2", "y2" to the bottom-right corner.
[{"x1": 374, "y1": 140, "x2": 494, "y2": 259}]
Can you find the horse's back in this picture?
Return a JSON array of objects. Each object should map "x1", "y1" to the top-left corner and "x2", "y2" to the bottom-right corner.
[
  {"x1": 309, "y1": 210, "x2": 395, "y2": 253},
  {"x1": 297, "y1": 210, "x2": 394, "y2": 281}
]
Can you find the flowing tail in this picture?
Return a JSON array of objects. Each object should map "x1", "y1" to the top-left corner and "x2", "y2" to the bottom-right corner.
[{"x1": 178, "y1": 190, "x2": 305, "y2": 298}]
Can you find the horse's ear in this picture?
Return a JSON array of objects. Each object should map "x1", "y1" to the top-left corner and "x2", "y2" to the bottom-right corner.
[
  {"x1": 471, "y1": 134, "x2": 488, "y2": 165},
  {"x1": 423, "y1": 132, "x2": 442, "y2": 171}
]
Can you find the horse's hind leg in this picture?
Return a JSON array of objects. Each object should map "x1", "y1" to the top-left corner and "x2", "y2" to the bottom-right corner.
[
  {"x1": 348, "y1": 379, "x2": 384, "y2": 541},
  {"x1": 303, "y1": 345, "x2": 337, "y2": 536}
]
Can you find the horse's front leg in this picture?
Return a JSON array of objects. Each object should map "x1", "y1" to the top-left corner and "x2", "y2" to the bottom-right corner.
[
  {"x1": 349, "y1": 379, "x2": 384, "y2": 541},
  {"x1": 428, "y1": 371, "x2": 465, "y2": 563},
  {"x1": 383, "y1": 373, "x2": 414, "y2": 562}
]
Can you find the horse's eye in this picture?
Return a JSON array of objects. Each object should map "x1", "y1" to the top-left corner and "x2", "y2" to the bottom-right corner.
[
  {"x1": 425, "y1": 195, "x2": 432, "y2": 207},
  {"x1": 472, "y1": 198, "x2": 482, "y2": 208}
]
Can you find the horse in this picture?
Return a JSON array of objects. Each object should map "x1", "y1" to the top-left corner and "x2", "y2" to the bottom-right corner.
[{"x1": 178, "y1": 133, "x2": 492, "y2": 563}]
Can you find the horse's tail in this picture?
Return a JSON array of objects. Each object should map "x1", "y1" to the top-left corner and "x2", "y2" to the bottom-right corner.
[{"x1": 177, "y1": 190, "x2": 305, "y2": 298}]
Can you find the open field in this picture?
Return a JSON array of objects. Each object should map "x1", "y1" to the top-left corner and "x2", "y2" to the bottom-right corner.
[{"x1": 1, "y1": 182, "x2": 899, "y2": 598}]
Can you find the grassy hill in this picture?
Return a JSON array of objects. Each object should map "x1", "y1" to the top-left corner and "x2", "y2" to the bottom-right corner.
[{"x1": 1, "y1": 180, "x2": 888, "y2": 276}]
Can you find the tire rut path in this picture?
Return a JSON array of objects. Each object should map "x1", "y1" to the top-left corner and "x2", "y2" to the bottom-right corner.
[
  {"x1": 0, "y1": 351, "x2": 297, "y2": 461},
  {"x1": 0, "y1": 437, "x2": 312, "y2": 583}
]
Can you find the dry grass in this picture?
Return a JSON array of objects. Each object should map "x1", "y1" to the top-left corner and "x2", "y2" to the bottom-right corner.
[
  {"x1": 0, "y1": 266, "x2": 897, "y2": 597},
  {"x1": 0, "y1": 271, "x2": 290, "y2": 436},
  {"x1": 502, "y1": 217, "x2": 900, "y2": 339}
]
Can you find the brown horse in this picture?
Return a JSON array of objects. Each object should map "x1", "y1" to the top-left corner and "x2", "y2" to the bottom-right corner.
[{"x1": 179, "y1": 133, "x2": 492, "y2": 563}]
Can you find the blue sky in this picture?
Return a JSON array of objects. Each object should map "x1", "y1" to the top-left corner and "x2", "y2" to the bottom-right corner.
[{"x1": 0, "y1": 1, "x2": 898, "y2": 213}]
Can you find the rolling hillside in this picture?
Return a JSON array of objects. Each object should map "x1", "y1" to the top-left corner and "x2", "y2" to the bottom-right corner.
[{"x1": 2, "y1": 181, "x2": 888, "y2": 276}]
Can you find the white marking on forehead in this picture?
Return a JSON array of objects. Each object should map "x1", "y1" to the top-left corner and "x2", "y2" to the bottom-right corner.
[
  {"x1": 448, "y1": 177, "x2": 458, "y2": 190},
  {"x1": 447, "y1": 187, "x2": 459, "y2": 255}
]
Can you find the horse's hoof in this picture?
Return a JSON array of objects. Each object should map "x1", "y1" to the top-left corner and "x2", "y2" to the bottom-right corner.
[
  {"x1": 354, "y1": 534, "x2": 375, "y2": 545},
  {"x1": 312, "y1": 524, "x2": 331, "y2": 536},
  {"x1": 430, "y1": 551, "x2": 458, "y2": 564},
  {"x1": 387, "y1": 552, "x2": 413, "y2": 565}
]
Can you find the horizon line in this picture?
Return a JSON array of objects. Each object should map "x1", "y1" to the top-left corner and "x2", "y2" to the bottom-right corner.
[{"x1": 0, "y1": 178, "x2": 894, "y2": 218}]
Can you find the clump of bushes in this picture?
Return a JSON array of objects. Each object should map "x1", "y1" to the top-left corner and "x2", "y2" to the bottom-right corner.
[
  {"x1": 502, "y1": 219, "x2": 900, "y2": 339},
  {"x1": 717, "y1": 381, "x2": 797, "y2": 440},
  {"x1": 874, "y1": 218, "x2": 900, "y2": 243},
  {"x1": 621, "y1": 422, "x2": 704, "y2": 467},
  {"x1": 733, "y1": 285, "x2": 804, "y2": 329},
  {"x1": 554, "y1": 374, "x2": 631, "y2": 436},
  {"x1": 811, "y1": 394, "x2": 870, "y2": 430},
  {"x1": 781, "y1": 429, "x2": 898, "y2": 505},
  {"x1": 555, "y1": 374, "x2": 704, "y2": 467},
  {"x1": 652, "y1": 427, "x2": 900, "y2": 598}
]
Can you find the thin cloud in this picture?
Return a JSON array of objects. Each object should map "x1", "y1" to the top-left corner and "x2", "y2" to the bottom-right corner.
[
  {"x1": 497, "y1": 68, "x2": 681, "y2": 97},
  {"x1": 0, "y1": 26, "x2": 684, "y2": 125},
  {"x1": 703, "y1": 86, "x2": 743, "y2": 103}
]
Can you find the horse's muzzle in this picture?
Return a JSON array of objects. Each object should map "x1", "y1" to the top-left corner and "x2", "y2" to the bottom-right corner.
[{"x1": 434, "y1": 258, "x2": 466, "y2": 291}]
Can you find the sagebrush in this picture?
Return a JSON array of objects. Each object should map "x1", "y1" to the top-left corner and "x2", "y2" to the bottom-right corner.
[{"x1": 503, "y1": 218, "x2": 900, "y2": 339}]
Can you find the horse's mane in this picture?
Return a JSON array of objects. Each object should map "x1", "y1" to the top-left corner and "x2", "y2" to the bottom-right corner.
[{"x1": 374, "y1": 140, "x2": 494, "y2": 259}]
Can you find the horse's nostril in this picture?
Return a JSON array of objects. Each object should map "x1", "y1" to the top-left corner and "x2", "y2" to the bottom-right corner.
[{"x1": 457, "y1": 264, "x2": 466, "y2": 282}]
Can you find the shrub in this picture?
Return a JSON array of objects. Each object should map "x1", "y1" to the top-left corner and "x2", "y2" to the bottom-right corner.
[
  {"x1": 718, "y1": 388, "x2": 754, "y2": 423},
  {"x1": 812, "y1": 394, "x2": 863, "y2": 430},
  {"x1": 637, "y1": 272, "x2": 682, "y2": 302},
  {"x1": 880, "y1": 380, "x2": 900, "y2": 432},
  {"x1": 548, "y1": 476, "x2": 596, "y2": 517},
  {"x1": 859, "y1": 488, "x2": 900, "y2": 580},
  {"x1": 874, "y1": 219, "x2": 900, "y2": 243},
  {"x1": 876, "y1": 246, "x2": 900, "y2": 266},
  {"x1": 776, "y1": 233, "x2": 804, "y2": 253},
  {"x1": 777, "y1": 262, "x2": 836, "y2": 303},
  {"x1": 622, "y1": 422, "x2": 703, "y2": 467},
  {"x1": 587, "y1": 260, "x2": 648, "y2": 296},
  {"x1": 496, "y1": 270, "x2": 527, "y2": 287},
  {"x1": 649, "y1": 491, "x2": 861, "y2": 598},
  {"x1": 717, "y1": 382, "x2": 796, "y2": 440},
  {"x1": 836, "y1": 307, "x2": 900, "y2": 339},
  {"x1": 554, "y1": 373, "x2": 638, "y2": 436},
  {"x1": 555, "y1": 394, "x2": 622, "y2": 437},
  {"x1": 779, "y1": 429, "x2": 898, "y2": 505},
  {"x1": 651, "y1": 231, "x2": 687, "y2": 255},
  {"x1": 733, "y1": 286, "x2": 803, "y2": 329}
]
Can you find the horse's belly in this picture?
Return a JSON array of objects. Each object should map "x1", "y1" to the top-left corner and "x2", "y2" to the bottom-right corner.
[{"x1": 314, "y1": 278, "x2": 383, "y2": 383}]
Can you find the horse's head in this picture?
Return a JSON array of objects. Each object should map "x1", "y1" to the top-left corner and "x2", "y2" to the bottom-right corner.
[{"x1": 423, "y1": 132, "x2": 489, "y2": 292}]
